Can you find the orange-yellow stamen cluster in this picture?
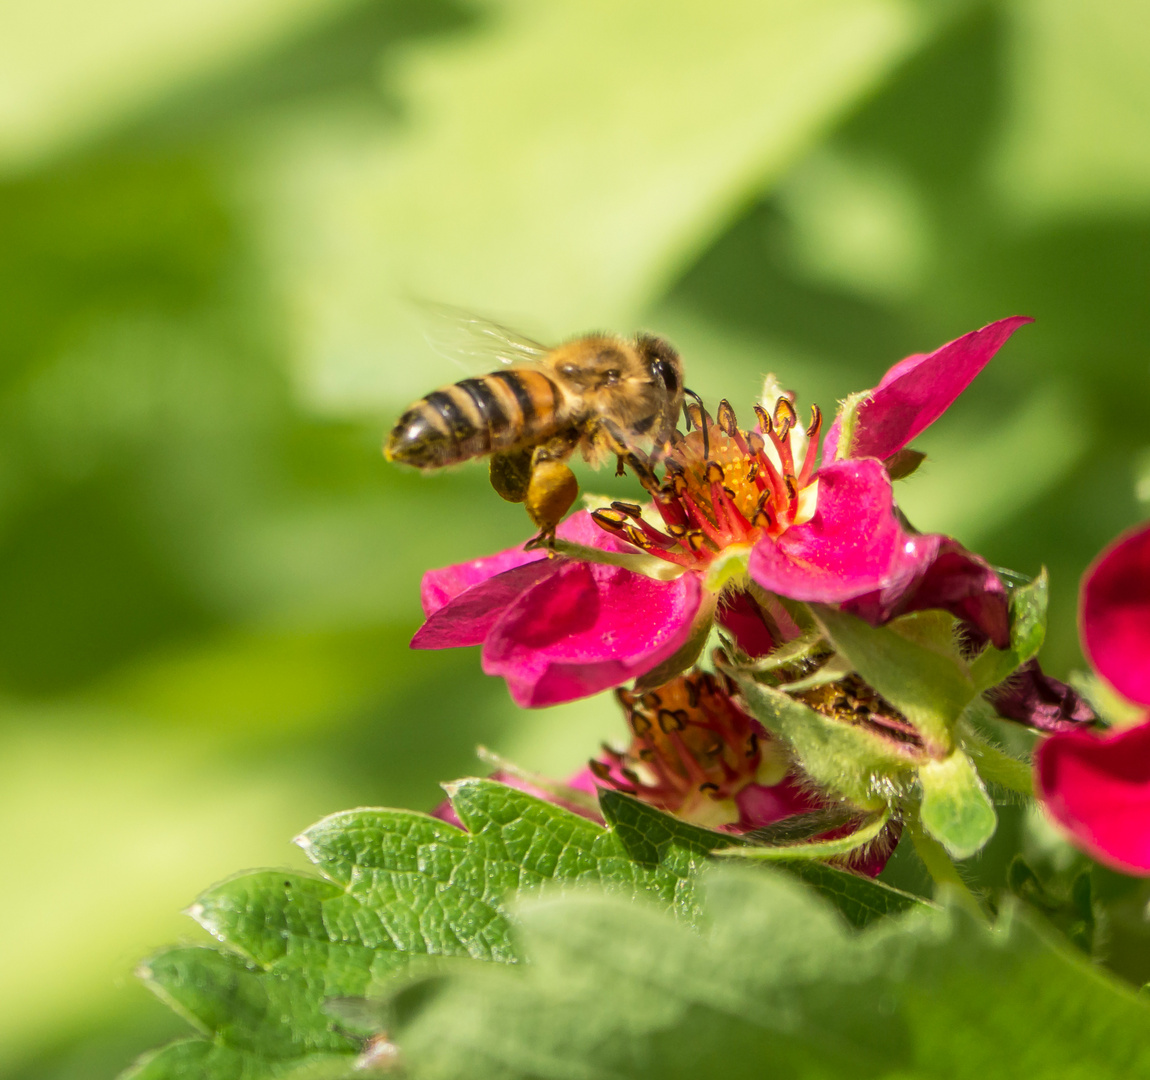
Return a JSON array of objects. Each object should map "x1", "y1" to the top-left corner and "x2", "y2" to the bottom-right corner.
[
  {"x1": 590, "y1": 671, "x2": 775, "y2": 825},
  {"x1": 591, "y1": 396, "x2": 822, "y2": 568}
]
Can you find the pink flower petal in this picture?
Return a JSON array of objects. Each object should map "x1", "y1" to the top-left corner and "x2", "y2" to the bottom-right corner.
[
  {"x1": 430, "y1": 768, "x2": 604, "y2": 828},
  {"x1": 749, "y1": 458, "x2": 937, "y2": 603},
  {"x1": 988, "y1": 658, "x2": 1096, "y2": 733},
  {"x1": 1036, "y1": 719, "x2": 1150, "y2": 875},
  {"x1": 564, "y1": 765, "x2": 606, "y2": 800},
  {"x1": 1081, "y1": 520, "x2": 1150, "y2": 707},
  {"x1": 421, "y1": 546, "x2": 545, "y2": 617},
  {"x1": 430, "y1": 799, "x2": 464, "y2": 829},
  {"x1": 419, "y1": 510, "x2": 629, "y2": 617},
  {"x1": 733, "y1": 777, "x2": 821, "y2": 830},
  {"x1": 844, "y1": 538, "x2": 1009, "y2": 648},
  {"x1": 412, "y1": 558, "x2": 559, "y2": 649},
  {"x1": 482, "y1": 560, "x2": 703, "y2": 707},
  {"x1": 716, "y1": 590, "x2": 778, "y2": 659},
  {"x1": 829, "y1": 317, "x2": 1031, "y2": 462}
]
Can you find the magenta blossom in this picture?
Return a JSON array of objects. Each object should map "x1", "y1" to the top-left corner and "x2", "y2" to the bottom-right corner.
[
  {"x1": 414, "y1": 318, "x2": 1029, "y2": 705},
  {"x1": 1036, "y1": 521, "x2": 1150, "y2": 875}
]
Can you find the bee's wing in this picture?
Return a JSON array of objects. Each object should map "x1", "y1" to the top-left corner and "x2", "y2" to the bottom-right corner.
[{"x1": 417, "y1": 301, "x2": 551, "y2": 374}]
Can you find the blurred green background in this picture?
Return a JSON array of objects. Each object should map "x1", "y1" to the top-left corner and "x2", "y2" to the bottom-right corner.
[{"x1": 2, "y1": 0, "x2": 1149, "y2": 1075}]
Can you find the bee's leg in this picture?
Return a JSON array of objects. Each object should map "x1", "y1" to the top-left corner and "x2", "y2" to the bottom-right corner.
[
  {"x1": 489, "y1": 449, "x2": 534, "y2": 503},
  {"x1": 524, "y1": 439, "x2": 579, "y2": 546},
  {"x1": 615, "y1": 455, "x2": 626, "y2": 477}
]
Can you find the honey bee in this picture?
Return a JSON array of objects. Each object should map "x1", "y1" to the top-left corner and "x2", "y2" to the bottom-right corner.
[{"x1": 384, "y1": 312, "x2": 684, "y2": 541}]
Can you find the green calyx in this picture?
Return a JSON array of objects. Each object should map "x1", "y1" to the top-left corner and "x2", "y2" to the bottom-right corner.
[
  {"x1": 732, "y1": 674, "x2": 916, "y2": 810},
  {"x1": 733, "y1": 603, "x2": 1016, "y2": 862}
]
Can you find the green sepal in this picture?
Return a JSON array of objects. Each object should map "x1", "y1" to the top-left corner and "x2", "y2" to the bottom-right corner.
[
  {"x1": 961, "y1": 727, "x2": 1034, "y2": 796},
  {"x1": 917, "y1": 751, "x2": 997, "y2": 859},
  {"x1": 813, "y1": 606, "x2": 976, "y2": 754},
  {"x1": 830, "y1": 389, "x2": 871, "y2": 459},
  {"x1": 971, "y1": 568, "x2": 1049, "y2": 692},
  {"x1": 735, "y1": 627, "x2": 826, "y2": 675},
  {"x1": 777, "y1": 654, "x2": 853, "y2": 692},
  {"x1": 732, "y1": 674, "x2": 915, "y2": 808},
  {"x1": 716, "y1": 807, "x2": 891, "y2": 862}
]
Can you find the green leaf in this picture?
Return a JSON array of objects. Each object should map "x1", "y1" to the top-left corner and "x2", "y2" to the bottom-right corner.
[
  {"x1": 121, "y1": 1039, "x2": 351, "y2": 1080},
  {"x1": 599, "y1": 789, "x2": 924, "y2": 930},
  {"x1": 128, "y1": 780, "x2": 924, "y2": 1077},
  {"x1": 971, "y1": 569, "x2": 1049, "y2": 692},
  {"x1": 733, "y1": 674, "x2": 917, "y2": 807},
  {"x1": 1008, "y1": 856, "x2": 1096, "y2": 955},
  {"x1": 918, "y1": 751, "x2": 998, "y2": 859},
  {"x1": 814, "y1": 606, "x2": 977, "y2": 753},
  {"x1": 772, "y1": 859, "x2": 927, "y2": 930},
  {"x1": 391, "y1": 864, "x2": 1150, "y2": 1079}
]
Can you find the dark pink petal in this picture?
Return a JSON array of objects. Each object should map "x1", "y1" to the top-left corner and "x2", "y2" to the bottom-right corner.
[
  {"x1": 716, "y1": 590, "x2": 778, "y2": 659},
  {"x1": 430, "y1": 799, "x2": 465, "y2": 829},
  {"x1": 482, "y1": 560, "x2": 704, "y2": 707},
  {"x1": 1036, "y1": 719, "x2": 1150, "y2": 875},
  {"x1": 1081, "y1": 520, "x2": 1150, "y2": 707},
  {"x1": 429, "y1": 769, "x2": 604, "y2": 829},
  {"x1": 412, "y1": 559, "x2": 558, "y2": 649},
  {"x1": 732, "y1": 777, "x2": 821, "y2": 830},
  {"x1": 844, "y1": 538, "x2": 1010, "y2": 649},
  {"x1": 749, "y1": 458, "x2": 938, "y2": 603},
  {"x1": 564, "y1": 765, "x2": 606, "y2": 800},
  {"x1": 828, "y1": 317, "x2": 1031, "y2": 462},
  {"x1": 988, "y1": 658, "x2": 1097, "y2": 733},
  {"x1": 421, "y1": 546, "x2": 545, "y2": 616},
  {"x1": 419, "y1": 510, "x2": 630, "y2": 617}
]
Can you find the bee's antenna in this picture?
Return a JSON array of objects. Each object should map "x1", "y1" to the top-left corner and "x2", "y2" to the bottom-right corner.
[{"x1": 683, "y1": 388, "x2": 710, "y2": 460}]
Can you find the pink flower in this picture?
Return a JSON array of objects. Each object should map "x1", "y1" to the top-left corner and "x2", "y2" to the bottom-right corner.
[
  {"x1": 1035, "y1": 521, "x2": 1150, "y2": 875},
  {"x1": 433, "y1": 670, "x2": 898, "y2": 876},
  {"x1": 413, "y1": 318, "x2": 1029, "y2": 705}
]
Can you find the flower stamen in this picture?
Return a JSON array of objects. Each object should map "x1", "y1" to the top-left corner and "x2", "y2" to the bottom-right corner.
[
  {"x1": 597, "y1": 394, "x2": 821, "y2": 575},
  {"x1": 593, "y1": 671, "x2": 776, "y2": 828}
]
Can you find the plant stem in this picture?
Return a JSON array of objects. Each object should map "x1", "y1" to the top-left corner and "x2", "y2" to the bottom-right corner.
[{"x1": 906, "y1": 812, "x2": 986, "y2": 919}]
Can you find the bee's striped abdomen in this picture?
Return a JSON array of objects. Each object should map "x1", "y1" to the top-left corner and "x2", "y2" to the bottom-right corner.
[{"x1": 385, "y1": 368, "x2": 567, "y2": 469}]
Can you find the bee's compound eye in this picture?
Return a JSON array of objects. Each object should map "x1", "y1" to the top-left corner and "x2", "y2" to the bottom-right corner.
[{"x1": 653, "y1": 359, "x2": 678, "y2": 393}]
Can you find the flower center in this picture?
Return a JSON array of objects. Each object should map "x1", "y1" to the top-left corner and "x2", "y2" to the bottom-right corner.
[
  {"x1": 590, "y1": 396, "x2": 822, "y2": 571},
  {"x1": 590, "y1": 670, "x2": 787, "y2": 828}
]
